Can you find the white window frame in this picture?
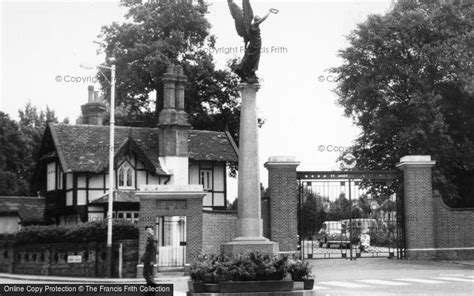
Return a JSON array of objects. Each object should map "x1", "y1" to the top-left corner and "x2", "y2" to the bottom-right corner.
[
  {"x1": 116, "y1": 211, "x2": 139, "y2": 224},
  {"x1": 47, "y1": 162, "x2": 56, "y2": 191},
  {"x1": 200, "y1": 169, "x2": 213, "y2": 191},
  {"x1": 118, "y1": 162, "x2": 134, "y2": 189}
]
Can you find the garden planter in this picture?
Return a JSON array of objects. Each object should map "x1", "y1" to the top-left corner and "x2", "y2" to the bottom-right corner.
[
  {"x1": 293, "y1": 281, "x2": 304, "y2": 290},
  {"x1": 304, "y1": 279, "x2": 315, "y2": 290},
  {"x1": 187, "y1": 281, "x2": 204, "y2": 293},
  {"x1": 203, "y1": 283, "x2": 219, "y2": 292},
  {"x1": 219, "y1": 280, "x2": 293, "y2": 293}
]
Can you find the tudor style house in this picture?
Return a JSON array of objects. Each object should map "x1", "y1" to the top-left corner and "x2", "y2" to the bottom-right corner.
[{"x1": 35, "y1": 65, "x2": 238, "y2": 226}]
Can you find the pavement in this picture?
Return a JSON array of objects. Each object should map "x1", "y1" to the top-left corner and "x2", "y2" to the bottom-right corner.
[
  {"x1": 0, "y1": 270, "x2": 189, "y2": 284},
  {"x1": 0, "y1": 260, "x2": 473, "y2": 295}
]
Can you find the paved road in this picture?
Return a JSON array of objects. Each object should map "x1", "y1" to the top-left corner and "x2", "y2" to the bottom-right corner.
[
  {"x1": 309, "y1": 258, "x2": 474, "y2": 295},
  {"x1": 0, "y1": 259, "x2": 472, "y2": 295}
]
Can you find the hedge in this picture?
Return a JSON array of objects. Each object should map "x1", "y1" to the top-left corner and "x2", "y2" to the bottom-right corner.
[{"x1": 0, "y1": 221, "x2": 138, "y2": 245}]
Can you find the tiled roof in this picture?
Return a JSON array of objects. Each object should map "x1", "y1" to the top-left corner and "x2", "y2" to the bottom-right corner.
[
  {"x1": 50, "y1": 124, "x2": 164, "y2": 174},
  {"x1": 0, "y1": 196, "x2": 45, "y2": 223},
  {"x1": 189, "y1": 130, "x2": 238, "y2": 162},
  {"x1": 48, "y1": 124, "x2": 238, "y2": 174},
  {"x1": 91, "y1": 190, "x2": 138, "y2": 204}
]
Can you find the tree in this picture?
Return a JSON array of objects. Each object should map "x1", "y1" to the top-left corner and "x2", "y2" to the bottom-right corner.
[
  {"x1": 97, "y1": 0, "x2": 241, "y2": 142},
  {"x1": 331, "y1": 0, "x2": 473, "y2": 207},
  {"x1": 0, "y1": 112, "x2": 30, "y2": 195},
  {"x1": 298, "y1": 193, "x2": 318, "y2": 239},
  {"x1": 298, "y1": 190, "x2": 325, "y2": 239},
  {"x1": 0, "y1": 104, "x2": 59, "y2": 196}
]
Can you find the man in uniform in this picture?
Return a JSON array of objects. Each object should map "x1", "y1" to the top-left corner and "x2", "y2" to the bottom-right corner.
[{"x1": 142, "y1": 225, "x2": 158, "y2": 287}]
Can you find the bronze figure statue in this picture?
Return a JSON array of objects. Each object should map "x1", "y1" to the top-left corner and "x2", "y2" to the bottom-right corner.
[{"x1": 227, "y1": 0, "x2": 278, "y2": 84}]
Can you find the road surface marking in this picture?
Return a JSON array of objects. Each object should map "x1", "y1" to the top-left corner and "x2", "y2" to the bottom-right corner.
[
  {"x1": 313, "y1": 285, "x2": 330, "y2": 290},
  {"x1": 358, "y1": 279, "x2": 411, "y2": 286},
  {"x1": 320, "y1": 281, "x2": 371, "y2": 288},
  {"x1": 396, "y1": 278, "x2": 447, "y2": 284},
  {"x1": 434, "y1": 276, "x2": 474, "y2": 282}
]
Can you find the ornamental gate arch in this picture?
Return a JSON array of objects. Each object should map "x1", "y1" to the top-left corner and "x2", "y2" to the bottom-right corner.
[
  {"x1": 296, "y1": 170, "x2": 405, "y2": 260},
  {"x1": 264, "y1": 157, "x2": 406, "y2": 260}
]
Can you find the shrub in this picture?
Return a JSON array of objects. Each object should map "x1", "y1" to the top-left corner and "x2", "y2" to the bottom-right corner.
[
  {"x1": 368, "y1": 231, "x2": 391, "y2": 247},
  {"x1": 13, "y1": 221, "x2": 138, "y2": 245},
  {"x1": 287, "y1": 258, "x2": 312, "y2": 281},
  {"x1": 190, "y1": 252, "x2": 313, "y2": 283}
]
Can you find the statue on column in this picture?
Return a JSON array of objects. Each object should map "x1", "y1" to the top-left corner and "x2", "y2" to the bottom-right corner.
[{"x1": 227, "y1": 0, "x2": 278, "y2": 84}]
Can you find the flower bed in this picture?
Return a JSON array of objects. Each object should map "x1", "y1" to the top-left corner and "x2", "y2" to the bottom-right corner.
[{"x1": 189, "y1": 252, "x2": 314, "y2": 293}]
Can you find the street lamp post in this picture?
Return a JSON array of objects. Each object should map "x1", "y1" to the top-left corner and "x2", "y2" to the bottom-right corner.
[
  {"x1": 106, "y1": 62, "x2": 116, "y2": 278},
  {"x1": 81, "y1": 59, "x2": 116, "y2": 277}
]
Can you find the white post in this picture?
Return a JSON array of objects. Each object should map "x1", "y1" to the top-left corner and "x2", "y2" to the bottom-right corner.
[
  {"x1": 106, "y1": 63, "x2": 116, "y2": 277},
  {"x1": 119, "y1": 243, "x2": 123, "y2": 278}
]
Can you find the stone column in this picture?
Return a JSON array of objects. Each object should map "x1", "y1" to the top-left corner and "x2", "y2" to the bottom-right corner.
[
  {"x1": 264, "y1": 156, "x2": 300, "y2": 251},
  {"x1": 396, "y1": 155, "x2": 436, "y2": 260},
  {"x1": 221, "y1": 83, "x2": 278, "y2": 255}
]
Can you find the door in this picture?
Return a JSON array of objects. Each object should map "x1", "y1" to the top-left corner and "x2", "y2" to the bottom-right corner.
[{"x1": 156, "y1": 216, "x2": 186, "y2": 267}]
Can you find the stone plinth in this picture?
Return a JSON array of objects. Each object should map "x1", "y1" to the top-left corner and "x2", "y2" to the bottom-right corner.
[{"x1": 221, "y1": 83, "x2": 279, "y2": 256}]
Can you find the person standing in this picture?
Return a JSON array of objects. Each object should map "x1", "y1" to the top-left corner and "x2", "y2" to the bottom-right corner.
[{"x1": 142, "y1": 225, "x2": 158, "y2": 287}]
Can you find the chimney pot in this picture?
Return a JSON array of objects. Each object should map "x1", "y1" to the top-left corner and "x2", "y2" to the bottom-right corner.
[
  {"x1": 167, "y1": 64, "x2": 175, "y2": 74},
  {"x1": 88, "y1": 85, "x2": 94, "y2": 102}
]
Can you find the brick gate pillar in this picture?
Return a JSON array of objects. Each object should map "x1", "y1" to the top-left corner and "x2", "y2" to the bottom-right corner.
[
  {"x1": 136, "y1": 185, "x2": 205, "y2": 277},
  {"x1": 397, "y1": 155, "x2": 436, "y2": 260},
  {"x1": 264, "y1": 156, "x2": 300, "y2": 252}
]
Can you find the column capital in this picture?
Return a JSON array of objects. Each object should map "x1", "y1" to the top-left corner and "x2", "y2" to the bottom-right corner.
[
  {"x1": 264, "y1": 156, "x2": 300, "y2": 169},
  {"x1": 396, "y1": 155, "x2": 436, "y2": 170},
  {"x1": 238, "y1": 83, "x2": 261, "y2": 92}
]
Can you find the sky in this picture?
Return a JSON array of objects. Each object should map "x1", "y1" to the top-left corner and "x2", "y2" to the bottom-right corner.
[{"x1": 0, "y1": 0, "x2": 393, "y2": 190}]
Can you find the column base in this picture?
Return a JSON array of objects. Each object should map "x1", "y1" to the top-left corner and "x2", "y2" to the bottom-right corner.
[{"x1": 221, "y1": 237, "x2": 279, "y2": 256}]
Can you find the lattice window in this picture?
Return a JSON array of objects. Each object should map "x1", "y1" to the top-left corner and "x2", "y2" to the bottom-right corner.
[{"x1": 118, "y1": 162, "x2": 134, "y2": 189}]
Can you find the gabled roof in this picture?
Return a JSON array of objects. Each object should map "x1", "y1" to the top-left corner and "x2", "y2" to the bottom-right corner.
[
  {"x1": 0, "y1": 196, "x2": 45, "y2": 223},
  {"x1": 46, "y1": 123, "x2": 238, "y2": 174}
]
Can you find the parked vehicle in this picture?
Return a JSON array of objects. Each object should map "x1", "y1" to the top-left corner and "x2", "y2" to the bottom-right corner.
[
  {"x1": 315, "y1": 221, "x2": 350, "y2": 248},
  {"x1": 341, "y1": 218, "x2": 378, "y2": 242}
]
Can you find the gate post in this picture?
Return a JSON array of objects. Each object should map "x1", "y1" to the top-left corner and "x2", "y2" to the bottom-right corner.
[
  {"x1": 397, "y1": 155, "x2": 436, "y2": 260},
  {"x1": 264, "y1": 156, "x2": 300, "y2": 252}
]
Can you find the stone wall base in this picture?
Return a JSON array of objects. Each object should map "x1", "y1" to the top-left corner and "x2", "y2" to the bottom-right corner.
[
  {"x1": 136, "y1": 264, "x2": 157, "y2": 279},
  {"x1": 221, "y1": 237, "x2": 279, "y2": 256},
  {"x1": 406, "y1": 248, "x2": 474, "y2": 260},
  {"x1": 186, "y1": 290, "x2": 317, "y2": 296}
]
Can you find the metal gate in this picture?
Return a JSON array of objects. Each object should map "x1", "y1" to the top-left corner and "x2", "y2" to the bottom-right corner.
[{"x1": 297, "y1": 170, "x2": 405, "y2": 260}]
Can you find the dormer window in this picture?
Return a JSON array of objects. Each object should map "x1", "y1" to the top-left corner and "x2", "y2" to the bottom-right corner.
[{"x1": 118, "y1": 162, "x2": 134, "y2": 189}]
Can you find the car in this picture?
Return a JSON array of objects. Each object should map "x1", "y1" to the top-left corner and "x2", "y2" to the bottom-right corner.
[{"x1": 315, "y1": 221, "x2": 350, "y2": 248}]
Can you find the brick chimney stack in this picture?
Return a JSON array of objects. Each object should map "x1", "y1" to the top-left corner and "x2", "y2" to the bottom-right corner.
[
  {"x1": 81, "y1": 85, "x2": 106, "y2": 125},
  {"x1": 158, "y1": 64, "x2": 191, "y2": 184}
]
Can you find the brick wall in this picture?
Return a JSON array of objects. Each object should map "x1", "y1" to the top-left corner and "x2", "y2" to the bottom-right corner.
[
  {"x1": 0, "y1": 240, "x2": 138, "y2": 278},
  {"x1": 202, "y1": 210, "x2": 237, "y2": 254},
  {"x1": 399, "y1": 155, "x2": 474, "y2": 260},
  {"x1": 265, "y1": 158, "x2": 300, "y2": 252},
  {"x1": 432, "y1": 192, "x2": 474, "y2": 259},
  {"x1": 0, "y1": 240, "x2": 13, "y2": 273}
]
